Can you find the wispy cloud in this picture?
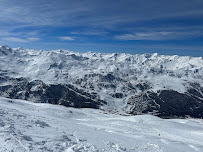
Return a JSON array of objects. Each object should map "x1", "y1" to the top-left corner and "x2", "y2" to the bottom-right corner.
[
  {"x1": 0, "y1": 29, "x2": 42, "y2": 38},
  {"x1": 2, "y1": 37, "x2": 27, "y2": 42},
  {"x1": 27, "y1": 37, "x2": 40, "y2": 41},
  {"x1": 27, "y1": 31, "x2": 40, "y2": 36},
  {"x1": 70, "y1": 30, "x2": 108, "y2": 36},
  {"x1": 115, "y1": 31, "x2": 201, "y2": 41},
  {"x1": 2, "y1": 37, "x2": 40, "y2": 42},
  {"x1": 58, "y1": 36, "x2": 75, "y2": 41},
  {"x1": 0, "y1": 30, "x2": 24, "y2": 37}
]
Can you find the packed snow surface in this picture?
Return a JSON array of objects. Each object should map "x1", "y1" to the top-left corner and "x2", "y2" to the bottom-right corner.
[{"x1": 0, "y1": 97, "x2": 202, "y2": 152}]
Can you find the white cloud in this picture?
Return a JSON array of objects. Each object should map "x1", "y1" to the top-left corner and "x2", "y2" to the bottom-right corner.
[
  {"x1": 70, "y1": 30, "x2": 108, "y2": 36},
  {"x1": 27, "y1": 31, "x2": 40, "y2": 36},
  {"x1": 2, "y1": 37, "x2": 28, "y2": 42},
  {"x1": 0, "y1": 29, "x2": 41, "y2": 39},
  {"x1": 27, "y1": 37, "x2": 40, "y2": 41},
  {"x1": 115, "y1": 31, "x2": 199, "y2": 41},
  {"x1": 115, "y1": 34, "x2": 137, "y2": 40},
  {"x1": 58, "y1": 36, "x2": 75, "y2": 41},
  {"x1": 115, "y1": 32, "x2": 172, "y2": 40},
  {"x1": 2, "y1": 37, "x2": 40, "y2": 42}
]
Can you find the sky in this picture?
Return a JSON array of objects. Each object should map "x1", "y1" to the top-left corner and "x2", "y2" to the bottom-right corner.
[{"x1": 0, "y1": 0, "x2": 203, "y2": 56}]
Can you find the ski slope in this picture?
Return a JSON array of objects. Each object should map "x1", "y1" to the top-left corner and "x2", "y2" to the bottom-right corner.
[{"x1": 0, "y1": 97, "x2": 202, "y2": 152}]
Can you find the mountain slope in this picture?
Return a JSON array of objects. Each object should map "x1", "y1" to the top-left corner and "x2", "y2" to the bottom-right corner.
[
  {"x1": 0, "y1": 97, "x2": 203, "y2": 152},
  {"x1": 0, "y1": 45, "x2": 203, "y2": 118}
]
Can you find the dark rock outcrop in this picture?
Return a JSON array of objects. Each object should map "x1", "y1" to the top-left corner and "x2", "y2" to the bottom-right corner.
[
  {"x1": 0, "y1": 77, "x2": 105, "y2": 109},
  {"x1": 129, "y1": 90, "x2": 203, "y2": 118}
]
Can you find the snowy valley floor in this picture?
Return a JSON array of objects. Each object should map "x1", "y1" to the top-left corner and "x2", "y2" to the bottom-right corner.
[{"x1": 0, "y1": 97, "x2": 203, "y2": 152}]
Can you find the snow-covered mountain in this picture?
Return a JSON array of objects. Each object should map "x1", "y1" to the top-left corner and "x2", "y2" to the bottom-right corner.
[{"x1": 0, "y1": 45, "x2": 203, "y2": 118}]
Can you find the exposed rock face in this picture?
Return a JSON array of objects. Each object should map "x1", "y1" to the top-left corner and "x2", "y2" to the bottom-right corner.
[
  {"x1": 0, "y1": 46, "x2": 203, "y2": 118},
  {"x1": 128, "y1": 90, "x2": 203, "y2": 118},
  {"x1": 0, "y1": 77, "x2": 105, "y2": 109}
]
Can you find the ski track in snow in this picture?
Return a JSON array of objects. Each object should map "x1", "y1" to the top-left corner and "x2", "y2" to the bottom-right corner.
[{"x1": 0, "y1": 97, "x2": 203, "y2": 152}]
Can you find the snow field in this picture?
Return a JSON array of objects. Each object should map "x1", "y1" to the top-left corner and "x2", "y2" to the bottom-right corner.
[{"x1": 0, "y1": 97, "x2": 202, "y2": 152}]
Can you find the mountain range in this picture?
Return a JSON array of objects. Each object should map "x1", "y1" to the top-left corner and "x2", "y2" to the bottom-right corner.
[{"x1": 0, "y1": 45, "x2": 203, "y2": 118}]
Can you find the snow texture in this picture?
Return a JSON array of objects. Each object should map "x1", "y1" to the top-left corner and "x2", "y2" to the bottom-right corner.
[{"x1": 0, "y1": 97, "x2": 203, "y2": 152}]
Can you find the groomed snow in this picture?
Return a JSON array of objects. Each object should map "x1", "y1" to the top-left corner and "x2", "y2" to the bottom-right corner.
[{"x1": 0, "y1": 97, "x2": 202, "y2": 152}]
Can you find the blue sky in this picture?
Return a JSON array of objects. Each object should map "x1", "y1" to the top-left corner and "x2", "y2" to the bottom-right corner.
[{"x1": 0, "y1": 0, "x2": 203, "y2": 56}]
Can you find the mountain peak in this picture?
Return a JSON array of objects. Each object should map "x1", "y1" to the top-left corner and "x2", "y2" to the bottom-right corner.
[{"x1": 0, "y1": 45, "x2": 13, "y2": 55}]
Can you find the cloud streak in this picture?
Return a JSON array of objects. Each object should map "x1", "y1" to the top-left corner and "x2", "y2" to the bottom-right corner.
[
  {"x1": 27, "y1": 37, "x2": 40, "y2": 41},
  {"x1": 115, "y1": 31, "x2": 202, "y2": 41},
  {"x1": 2, "y1": 37, "x2": 40, "y2": 42},
  {"x1": 2, "y1": 37, "x2": 27, "y2": 43},
  {"x1": 58, "y1": 36, "x2": 75, "y2": 41},
  {"x1": 70, "y1": 30, "x2": 108, "y2": 36}
]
